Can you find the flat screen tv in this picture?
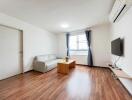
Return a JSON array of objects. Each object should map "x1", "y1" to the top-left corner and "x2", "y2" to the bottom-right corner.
[{"x1": 111, "y1": 38, "x2": 123, "y2": 56}]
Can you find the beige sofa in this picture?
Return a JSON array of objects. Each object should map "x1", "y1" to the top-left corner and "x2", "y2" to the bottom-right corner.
[{"x1": 33, "y1": 54, "x2": 61, "y2": 73}]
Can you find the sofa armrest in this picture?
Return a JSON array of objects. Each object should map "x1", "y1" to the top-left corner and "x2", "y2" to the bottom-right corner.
[
  {"x1": 33, "y1": 61, "x2": 47, "y2": 73},
  {"x1": 35, "y1": 61, "x2": 45, "y2": 65}
]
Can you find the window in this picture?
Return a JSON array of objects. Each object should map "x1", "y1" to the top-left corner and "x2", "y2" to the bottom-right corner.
[{"x1": 69, "y1": 34, "x2": 88, "y2": 55}]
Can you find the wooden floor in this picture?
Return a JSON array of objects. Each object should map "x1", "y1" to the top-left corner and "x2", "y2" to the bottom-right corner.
[{"x1": 0, "y1": 66, "x2": 131, "y2": 100}]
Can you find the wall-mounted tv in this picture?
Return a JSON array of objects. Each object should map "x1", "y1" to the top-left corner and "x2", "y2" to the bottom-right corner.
[{"x1": 111, "y1": 38, "x2": 123, "y2": 56}]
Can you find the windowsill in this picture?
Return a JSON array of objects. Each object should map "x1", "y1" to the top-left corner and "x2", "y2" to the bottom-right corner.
[
  {"x1": 69, "y1": 50, "x2": 88, "y2": 56},
  {"x1": 70, "y1": 54, "x2": 88, "y2": 56},
  {"x1": 69, "y1": 50, "x2": 88, "y2": 51}
]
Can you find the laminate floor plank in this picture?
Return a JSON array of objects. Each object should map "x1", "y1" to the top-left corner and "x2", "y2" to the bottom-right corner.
[{"x1": 0, "y1": 66, "x2": 131, "y2": 100}]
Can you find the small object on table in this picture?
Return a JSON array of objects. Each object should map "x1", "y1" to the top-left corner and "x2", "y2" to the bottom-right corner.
[{"x1": 65, "y1": 56, "x2": 69, "y2": 62}]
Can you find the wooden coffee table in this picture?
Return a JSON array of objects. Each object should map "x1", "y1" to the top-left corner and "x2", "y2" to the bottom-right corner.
[{"x1": 57, "y1": 60, "x2": 76, "y2": 74}]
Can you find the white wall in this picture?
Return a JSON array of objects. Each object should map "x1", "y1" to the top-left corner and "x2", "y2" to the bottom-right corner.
[
  {"x1": 57, "y1": 23, "x2": 111, "y2": 66},
  {"x1": 0, "y1": 13, "x2": 57, "y2": 72},
  {"x1": 57, "y1": 33, "x2": 67, "y2": 58},
  {"x1": 92, "y1": 24, "x2": 111, "y2": 67},
  {"x1": 110, "y1": 7, "x2": 132, "y2": 95},
  {"x1": 111, "y1": 7, "x2": 132, "y2": 76}
]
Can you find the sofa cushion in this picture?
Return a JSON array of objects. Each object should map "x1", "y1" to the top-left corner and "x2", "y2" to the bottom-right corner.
[
  {"x1": 48, "y1": 54, "x2": 56, "y2": 60},
  {"x1": 36, "y1": 54, "x2": 56, "y2": 62},
  {"x1": 45, "y1": 59, "x2": 59, "y2": 66},
  {"x1": 37, "y1": 55, "x2": 49, "y2": 62}
]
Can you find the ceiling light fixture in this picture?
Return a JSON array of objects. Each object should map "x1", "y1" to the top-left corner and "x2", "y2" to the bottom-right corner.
[{"x1": 61, "y1": 23, "x2": 69, "y2": 28}]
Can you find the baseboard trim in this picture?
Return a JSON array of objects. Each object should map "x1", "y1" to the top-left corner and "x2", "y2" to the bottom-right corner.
[
  {"x1": 76, "y1": 64, "x2": 106, "y2": 68},
  {"x1": 76, "y1": 64, "x2": 88, "y2": 66}
]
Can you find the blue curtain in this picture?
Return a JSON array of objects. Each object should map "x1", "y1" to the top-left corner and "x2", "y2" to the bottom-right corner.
[
  {"x1": 66, "y1": 33, "x2": 70, "y2": 56},
  {"x1": 85, "y1": 30, "x2": 93, "y2": 66}
]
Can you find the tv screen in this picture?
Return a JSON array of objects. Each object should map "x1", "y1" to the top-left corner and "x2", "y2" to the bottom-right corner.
[{"x1": 111, "y1": 38, "x2": 123, "y2": 56}]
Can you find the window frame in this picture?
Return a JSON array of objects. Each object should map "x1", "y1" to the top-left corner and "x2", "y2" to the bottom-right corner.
[{"x1": 69, "y1": 34, "x2": 88, "y2": 51}]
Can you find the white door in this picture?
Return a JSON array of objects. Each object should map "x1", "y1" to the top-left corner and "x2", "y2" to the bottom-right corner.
[{"x1": 0, "y1": 25, "x2": 23, "y2": 80}]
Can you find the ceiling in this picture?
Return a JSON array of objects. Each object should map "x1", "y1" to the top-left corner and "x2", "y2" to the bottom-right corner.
[{"x1": 0, "y1": 0, "x2": 115, "y2": 33}]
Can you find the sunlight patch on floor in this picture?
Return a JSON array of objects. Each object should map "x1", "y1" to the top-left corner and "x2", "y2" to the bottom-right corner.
[{"x1": 66, "y1": 70, "x2": 91, "y2": 99}]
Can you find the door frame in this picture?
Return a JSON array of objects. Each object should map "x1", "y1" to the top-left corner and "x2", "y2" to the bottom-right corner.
[
  {"x1": 0, "y1": 24, "x2": 24, "y2": 73},
  {"x1": 20, "y1": 30, "x2": 24, "y2": 73}
]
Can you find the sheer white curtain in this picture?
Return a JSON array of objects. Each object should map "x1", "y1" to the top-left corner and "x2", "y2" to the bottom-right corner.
[
  {"x1": 68, "y1": 33, "x2": 88, "y2": 65},
  {"x1": 69, "y1": 34, "x2": 88, "y2": 56}
]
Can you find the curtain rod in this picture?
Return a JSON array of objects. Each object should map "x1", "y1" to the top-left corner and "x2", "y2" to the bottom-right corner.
[{"x1": 67, "y1": 27, "x2": 91, "y2": 33}]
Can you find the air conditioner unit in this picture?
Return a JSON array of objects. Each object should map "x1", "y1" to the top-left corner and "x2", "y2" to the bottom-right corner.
[{"x1": 109, "y1": 0, "x2": 132, "y2": 23}]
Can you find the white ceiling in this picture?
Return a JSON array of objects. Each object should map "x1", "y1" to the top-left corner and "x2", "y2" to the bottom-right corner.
[{"x1": 0, "y1": 0, "x2": 115, "y2": 33}]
